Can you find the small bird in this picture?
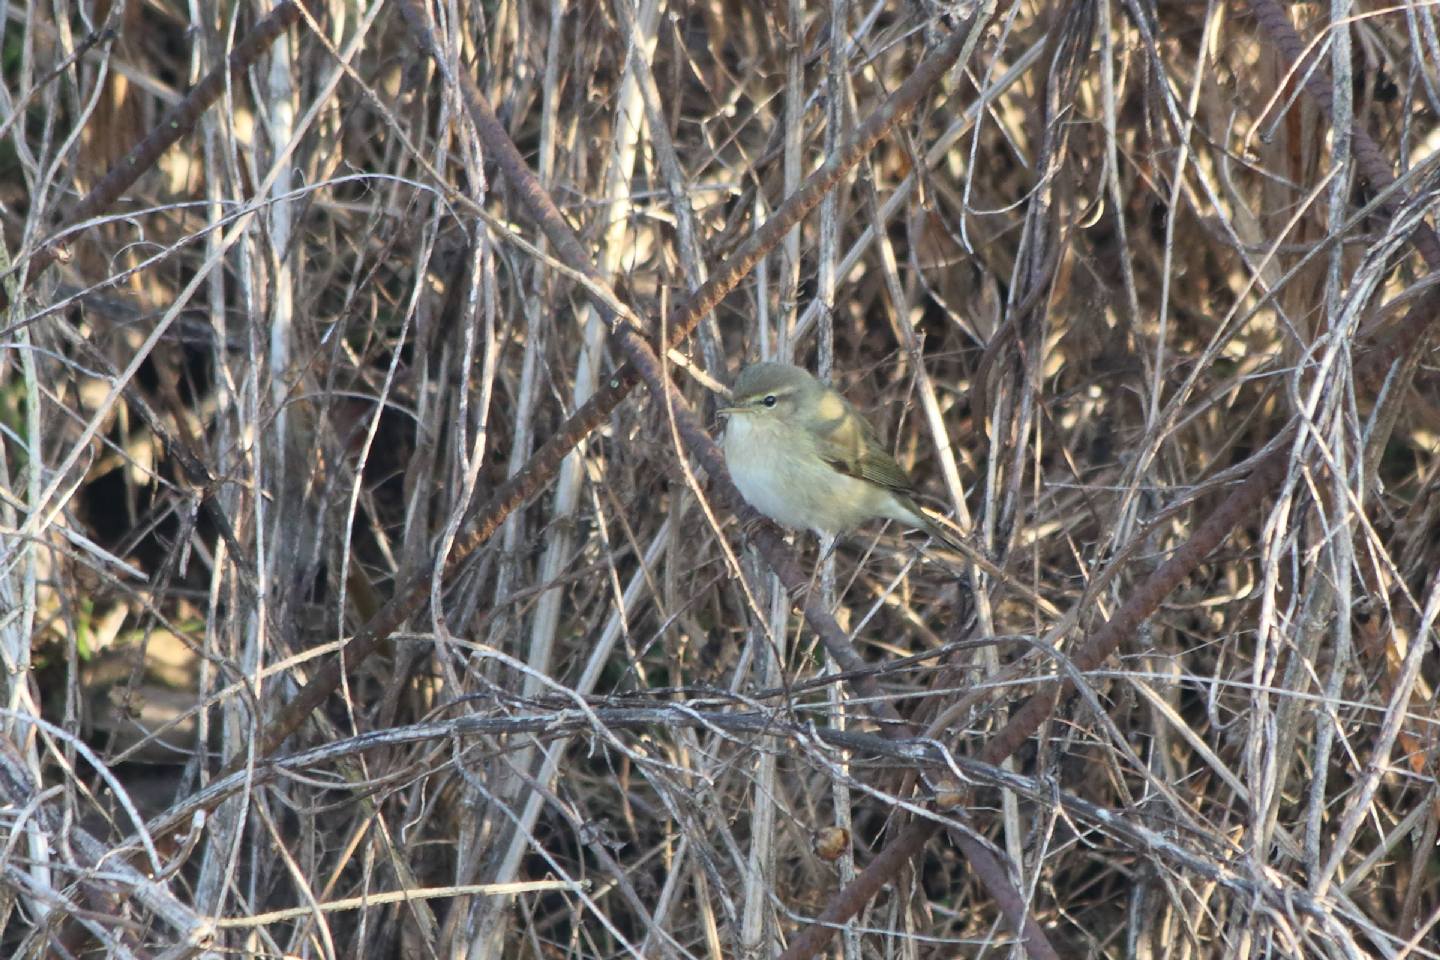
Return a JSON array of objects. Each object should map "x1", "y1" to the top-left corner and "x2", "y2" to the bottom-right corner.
[{"x1": 718, "y1": 362, "x2": 964, "y2": 549}]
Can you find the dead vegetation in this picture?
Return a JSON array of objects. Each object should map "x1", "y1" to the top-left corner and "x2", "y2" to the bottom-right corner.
[{"x1": 2, "y1": 0, "x2": 1439, "y2": 957}]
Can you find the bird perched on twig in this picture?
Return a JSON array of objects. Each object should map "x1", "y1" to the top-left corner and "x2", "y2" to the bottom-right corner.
[{"x1": 718, "y1": 362, "x2": 963, "y2": 548}]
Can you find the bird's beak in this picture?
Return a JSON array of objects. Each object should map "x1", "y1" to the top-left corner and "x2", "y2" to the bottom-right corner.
[{"x1": 716, "y1": 405, "x2": 741, "y2": 416}]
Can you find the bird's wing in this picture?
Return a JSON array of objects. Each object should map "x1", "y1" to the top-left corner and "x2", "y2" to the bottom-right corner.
[{"x1": 814, "y1": 392, "x2": 916, "y2": 494}]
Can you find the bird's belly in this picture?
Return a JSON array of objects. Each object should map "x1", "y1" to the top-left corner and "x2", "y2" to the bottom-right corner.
[{"x1": 724, "y1": 420, "x2": 883, "y2": 535}]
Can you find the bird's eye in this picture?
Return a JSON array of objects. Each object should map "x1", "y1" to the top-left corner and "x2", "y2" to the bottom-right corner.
[{"x1": 762, "y1": 395, "x2": 778, "y2": 407}]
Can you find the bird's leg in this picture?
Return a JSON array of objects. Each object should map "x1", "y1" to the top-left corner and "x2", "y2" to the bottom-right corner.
[
  {"x1": 816, "y1": 532, "x2": 840, "y2": 566},
  {"x1": 807, "y1": 533, "x2": 838, "y2": 610},
  {"x1": 738, "y1": 511, "x2": 772, "y2": 542}
]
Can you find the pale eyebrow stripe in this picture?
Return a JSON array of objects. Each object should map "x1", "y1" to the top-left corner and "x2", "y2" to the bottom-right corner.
[{"x1": 742, "y1": 386, "x2": 798, "y2": 400}]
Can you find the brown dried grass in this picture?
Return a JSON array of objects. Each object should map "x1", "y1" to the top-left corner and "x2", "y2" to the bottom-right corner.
[{"x1": 1, "y1": 1, "x2": 1438, "y2": 957}]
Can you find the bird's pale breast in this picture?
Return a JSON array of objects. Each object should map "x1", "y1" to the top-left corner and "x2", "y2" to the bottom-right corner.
[{"x1": 723, "y1": 413, "x2": 895, "y2": 535}]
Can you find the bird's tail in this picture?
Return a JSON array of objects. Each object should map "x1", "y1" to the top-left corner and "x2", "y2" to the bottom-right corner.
[
  {"x1": 917, "y1": 510, "x2": 968, "y2": 553},
  {"x1": 903, "y1": 501, "x2": 1003, "y2": 579},
  {"x1": 906, "y1": 502, "x2": 1059, "y2": 615}
]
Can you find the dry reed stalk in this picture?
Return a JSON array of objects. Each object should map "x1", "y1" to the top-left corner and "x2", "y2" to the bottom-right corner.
[{"x1": 4, "y1": 1, "x2": 1440, "y2": 958}]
